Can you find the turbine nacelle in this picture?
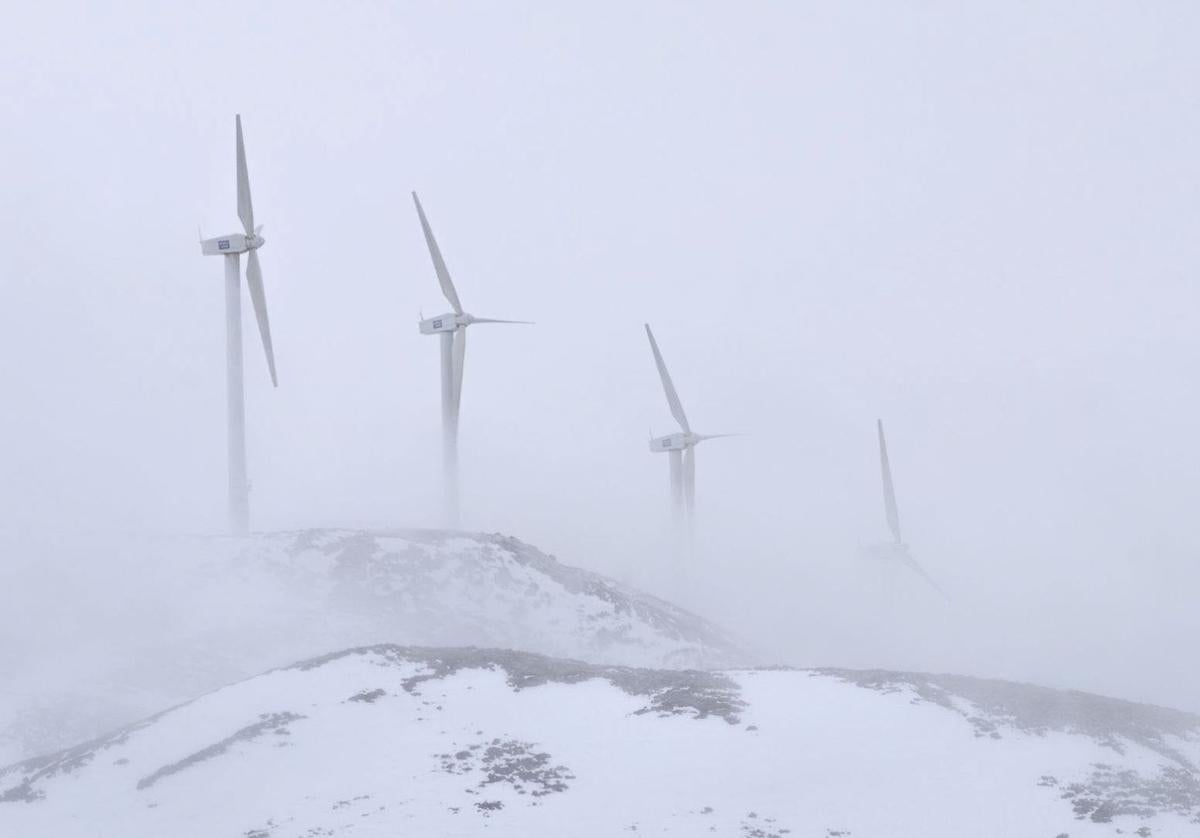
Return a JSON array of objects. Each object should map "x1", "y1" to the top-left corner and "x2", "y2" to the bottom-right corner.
[
  {"x1": 859, "y1": 541, "x2": 911, "y2": 562},
  {"x1": 418, "y1": 312, "x2": 531, "y2": 335},
  {"x1": 650, "y1": 432, "x2": 700, "y2": 453},
  {"x1": 199, "y1": 231, "x2": 265, "y2": 256},
  {"x1": 419, "y1": 312, "x2": 466, "y2": 334}
]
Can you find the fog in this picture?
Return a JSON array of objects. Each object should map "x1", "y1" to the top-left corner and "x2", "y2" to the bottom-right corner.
[{"x1": 2, "y1": 0, "x2": 1199, "y2": 729}]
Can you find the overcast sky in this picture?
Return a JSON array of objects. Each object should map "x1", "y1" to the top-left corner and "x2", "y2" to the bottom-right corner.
[{"x1": 2, "y1": 2, "x2": 1199, "y2": 712}]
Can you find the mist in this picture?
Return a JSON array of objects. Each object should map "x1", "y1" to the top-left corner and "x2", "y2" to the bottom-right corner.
[{"x1": 3, "y1": 0, "x2": 1199, "y2": 742}]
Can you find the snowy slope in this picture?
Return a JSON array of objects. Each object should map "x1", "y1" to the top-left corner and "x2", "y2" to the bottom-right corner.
[
  {"x1": 237, "y1": 528, "x2": 746, "y2": 667},
  {"x1": 3, "y1": 645, "x2": 1198, "y2": 837},
  {"x1": 0, "y1": 529, "x2": 747, "y2": 763}
]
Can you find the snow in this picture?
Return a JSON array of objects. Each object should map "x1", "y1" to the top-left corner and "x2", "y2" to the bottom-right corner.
[
  {"x1": 0, "y1": 529, "x2": 747, "y2": 763},
  {"x1": 5, "y1": 530, "x2": 1198, "y2": 835},
  {"x1": 3, "y1": 645, "x2": 1198, "y2": 837}
]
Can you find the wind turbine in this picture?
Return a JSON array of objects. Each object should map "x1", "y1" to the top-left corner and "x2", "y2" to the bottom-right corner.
[
  {"x1": 644, "y1": 324, "x2": 733, "y2": 528},
  {"x1": 865, "y1": 419, "x2": 948, "y2": 600},
  {"x1": 199, "y1": 115, "x2": 278, "y2": 536},
  {"x1": 412, "y1": 192, "x2": 531, "y2": 526}
]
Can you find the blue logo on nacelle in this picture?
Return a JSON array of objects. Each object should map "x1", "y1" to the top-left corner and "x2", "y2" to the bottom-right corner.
[{"x1": 218, "y1": 240, "x2": 230, "y2": 250}]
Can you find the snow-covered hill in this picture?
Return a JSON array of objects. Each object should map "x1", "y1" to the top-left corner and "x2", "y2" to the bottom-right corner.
[
  {"x1": 0, "y1": 529, "x2": 747, "y2": 762},
  {"x1": 3, "y1": 645, "x2": 1198, "y2": 837}
]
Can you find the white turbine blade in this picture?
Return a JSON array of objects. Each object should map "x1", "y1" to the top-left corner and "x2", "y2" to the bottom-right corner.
[
  {"x1": 644, "y1": 324, "x2": 690, "y2": 433},
  {"x1": 696, "y1": 433, "x2": 739, "y2": 442},
  {"x1": 245, "y1": 249, "x2": 277, "y2": 387},
  {"x1": 469, "y1": 318, "x2": 534, "y2": 325},
  {"x1": 412, "y1": 192, "x2": 463, "y2": 315},
  {"x1": 901, "y1": 552, "x2": 950, "y2": 601},
  {"x1": 451, "y1": 327, "x2": 466, "y2": 413},
  {"x1": 236, "y1": 115, "x2": 255, "y2": 237},
  {"x1": 878, "y1": 419, "x2": 902, "y2": 544}
]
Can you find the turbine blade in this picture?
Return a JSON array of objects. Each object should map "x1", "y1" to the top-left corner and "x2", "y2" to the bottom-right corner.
[
  {"x1": 696, "y1": 433, "x2": 739, "y2": 442},
  {"x1": 451, "y1": 327, "x2": 466, "y2": 414},
  {"x1": 644, "y1": 324, "x2": 690, "y2": 433},
  {"x1": 901, "y1": 552, "x2": 949, "y2": 601},
  {"x1": 236, "y1": 115, "x2": 255, "y2": 237},
  {"x1": 878, "y1": 419, "x2": 902, "y2": 544},
  {"x1": 245, "y1": 249, "x2": 277, "y2": 387},
  {"x1": 412, "y1": 192, "x2": 463, "y2": 315},
  {"x1": 469, "y1": 318, "x2": 534, "y2": 325}
]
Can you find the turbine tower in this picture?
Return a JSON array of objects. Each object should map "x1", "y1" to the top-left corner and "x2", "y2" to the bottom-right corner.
[
  {"x1": 644, "y1": 324, "x2": 733, "y2": 530},
  {"x1": 868, "y1": 419, "x2": 948, "y2": 600},
  {"x1": 413, "y1": 192, "x2": 531, "y2": 526},
  {"x1": 199, "y1": 115, "x2": 278, "y2": 536}
]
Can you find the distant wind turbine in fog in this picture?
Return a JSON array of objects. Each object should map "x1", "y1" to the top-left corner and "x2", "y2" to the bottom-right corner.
[
  {"x1": 198, "y1": 115, "x2": 278, "y2": 536},
  {"x1": 644, "y1": 324, "x2": 735, "y2": 531},
  {"x1": 863, "y1": 419, "x2": 948, "y2": 600},
  {"x1": 413, "y1": 192, "x2": 532, "y2": 527}
]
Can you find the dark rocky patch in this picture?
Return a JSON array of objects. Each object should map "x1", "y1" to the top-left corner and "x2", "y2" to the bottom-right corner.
[
  {"x1": 817, "y1": 668, "x2": 1200, "y2": 830},
  {"x1": 1059, "y1": 763, "x2": 1200, "y2": 824},
  {"x1": 347, "y1": 688, "x2": 386, "y2": 704},
  {"x1": 438, "y1": 737, "x2": 574, "y2": 798},
  {"x1": 294, "y1": 644, "x2": 746, "y2": 723},
  {"x1": 0, "y1": 704, "x2": 178, "y2": 803},
  {"x1": 739, "y1": 812, "x2": 792, "y2": 837},
  {"x1": 479, "y1": 739, "x2": 573, "y2": 796},
  {"x1": 331, "y1": 794, "x2": 370, "y2": 810},
  {"x1": 136, "y1": 712, "x2": 304, "y2": 790},
  {"x1": 814, "y1": 668, "x2": 1200, "y2": 769},
  {"x1": 0, "y1": 779, "x2": 43, "y2": 803}
]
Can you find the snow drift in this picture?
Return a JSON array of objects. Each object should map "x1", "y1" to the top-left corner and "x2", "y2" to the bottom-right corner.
[{"x1": 3, "y1": 645, "x2": 1198, "y2": 837}]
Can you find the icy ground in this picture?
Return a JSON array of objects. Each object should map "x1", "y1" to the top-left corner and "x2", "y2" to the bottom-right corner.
[
  {"x1": 2, "y1": 645, "x2": 1198, "y2": 837},
  {"x1": 0, "y1": 529, "x2": 747, "y2": 762}
]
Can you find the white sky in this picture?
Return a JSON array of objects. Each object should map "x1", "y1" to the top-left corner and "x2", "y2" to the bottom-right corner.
[{"x1": 2, "y1": 2, "x2": 1199, "y2": 712}]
